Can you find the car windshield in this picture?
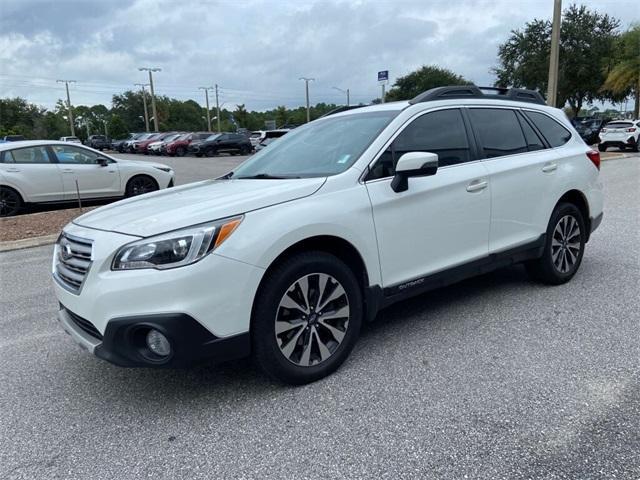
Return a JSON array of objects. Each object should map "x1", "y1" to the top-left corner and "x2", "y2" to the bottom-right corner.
[
  {"x1": 231, "y1": 110, "x2": 398, "y2": 178},
  {"x1": 206, "y1": 134, "x2": 221, "y2": 141},
  {"x1": 164, "y1": 134, "x2": 181, "y2": 142}
]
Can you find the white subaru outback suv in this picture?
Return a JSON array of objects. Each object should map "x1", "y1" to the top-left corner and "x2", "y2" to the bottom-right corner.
[{"x1": 52, "y1": 86, "x2": 603, "y2": 385}]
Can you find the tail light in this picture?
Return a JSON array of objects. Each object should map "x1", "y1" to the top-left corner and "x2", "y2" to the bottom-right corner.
[
  {"x1": 586, "y1": 150, "x2": 600, "y2": 170},
  {"x1": 626, "y1": 127, "x2": 636, "y2": 132}
]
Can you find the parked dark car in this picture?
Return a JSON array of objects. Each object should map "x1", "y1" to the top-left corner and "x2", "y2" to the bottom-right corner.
[
  {"x1": 85, "y1": 135, "x2": 110, "y2": 151},
  {"x1": 2, "y1": 135, "x2": 26, "y2": 142},
  {"x1": 162, "y1": 132, "x2": 212, "y2": 156},
  {"x1": 111, "y1": 133, "x2": 145, "y2": 153},
  {"x1": 188, "y1": 133, "x2": 252, "y2": 157},
  {"x1": 572, "y1": 117, "x2": 610, "y2": 145}
]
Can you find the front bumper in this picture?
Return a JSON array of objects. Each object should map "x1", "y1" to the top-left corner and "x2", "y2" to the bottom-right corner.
[
  {"x1": 52, "y1": 223, "x2": 265, "y2": 367},
  {"x1": 58, "y1": 306, "x2": 250, "y2": 367}
]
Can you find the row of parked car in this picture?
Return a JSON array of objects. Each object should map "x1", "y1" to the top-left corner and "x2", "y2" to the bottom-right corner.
[
  {"x1": 571, "y1": 117, "x2": 640, "y2": 152},
  {"x1": 88, "y1": 129, "x2": 291, "y2": 157}
]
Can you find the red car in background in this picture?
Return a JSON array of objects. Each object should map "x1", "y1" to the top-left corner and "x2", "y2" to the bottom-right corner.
[
  {"x1": 134, "y1": 132, "x2": 177, "y2": 154},
  {"x1": 162, "y1": 132, "x2": 213, "y2": 156}
]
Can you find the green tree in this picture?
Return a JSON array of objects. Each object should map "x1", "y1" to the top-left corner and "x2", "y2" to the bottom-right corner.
[
  {"x1": 385, "y1": 65, "x2": 471, "y2": 102},
  {"x1": 494, "y1": 4, "x2": 621, "y2": 116},
  {"x1": 108, "y1": 114, "x2": 129, "y2": 139},
  {"x1": 601, "y1": 25, "x2": 640, "y2": 118}
]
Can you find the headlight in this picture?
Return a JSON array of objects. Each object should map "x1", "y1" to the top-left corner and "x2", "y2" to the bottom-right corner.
[
  {"x1": 112, "y1": 216, "x2": 242, "y2": 270},
  {"x1": 154, "y1": 166, "x2": 172, "y2": 172}
]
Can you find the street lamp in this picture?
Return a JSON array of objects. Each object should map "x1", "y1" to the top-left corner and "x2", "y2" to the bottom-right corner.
[
  {"x1": 332, "y1": 86, "x2": 350, "y2": 106},
  {"x1": 138, "y1": 67, "x2": 161, "y2": 131},
  {"x1": 299, "y1": 77, "x2": 315, "y2": 123}
]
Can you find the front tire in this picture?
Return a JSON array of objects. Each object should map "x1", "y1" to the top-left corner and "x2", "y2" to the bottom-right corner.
[
  {"x1": 0, "y1": 186, "x2": 23, "y2": 217},
  {"x1": 598, "y1": 144, "x2": 606, "y2": 152},
  {"x1": 526, "y1": 202, "x2": 586, "y2": 285},
  {"x1": 175, "y1": 146, "x2": 186, "y2": 157},
  {"x1": 125, "y1": 175, "x2": 159, "y2": 197},
  {"x1": 252, "y1": 251, "x2": 363, "y2": 385}
]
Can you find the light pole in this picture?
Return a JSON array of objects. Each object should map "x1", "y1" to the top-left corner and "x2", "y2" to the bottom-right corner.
[
  {"x1": 299, "y1": 77, "x2": 315, "y2": 122},
  {"x1": 56, "y1": 79, "x2": 76, "y2": 136},
  {"x1": 546, "y1": 0, "x2": 562, "y2": 107},
  {"x1": 215, "y1": 84, "x2": 221, "y2": 132},
  {"x1": 134, "y1": 83, "x2": 150, "y2": 132},
  {"x1": 199, "y1": 86, "x2": 214, "y2": 131},
  {"x1": 332, "y1": 86, "x2": 350, "y2": 106},
  {"x1": 139, "y1": 67, "x2": 161, "y2": 131}
]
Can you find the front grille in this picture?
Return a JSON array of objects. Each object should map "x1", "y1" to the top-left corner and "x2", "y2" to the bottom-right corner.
[
  {"x1": 66, "y1": 308, "x2": 103, "y2": 340},
  {"x1": 54, "y1": 233, "x2": 93, "y2": 293}
]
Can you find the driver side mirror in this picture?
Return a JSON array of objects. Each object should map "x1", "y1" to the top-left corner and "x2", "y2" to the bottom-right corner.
[
  {"x1": 391, "y1": 152, "x2": 438, "y2": 193},
  {"x1": 97, "y1": 157, "x2": 109, "y2": 167}
]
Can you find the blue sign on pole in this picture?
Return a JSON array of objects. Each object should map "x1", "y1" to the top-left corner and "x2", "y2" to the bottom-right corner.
[{"x1": 377, "y1": 70, "x2": 389, "y2": 82}]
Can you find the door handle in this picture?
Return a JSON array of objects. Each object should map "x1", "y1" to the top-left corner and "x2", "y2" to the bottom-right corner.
[
  {"x1": 5, "y1": 168, "x2": 21, "y2": 172},
  {"x1": 62, "y1": 169, "x2": 74, "y2": 173},
  {"x1": 542, "y1": 162, "x2": 558, "y2": 173},
  {"x1": 466, "y1": 180, "x2": 488, "y2": 193}
]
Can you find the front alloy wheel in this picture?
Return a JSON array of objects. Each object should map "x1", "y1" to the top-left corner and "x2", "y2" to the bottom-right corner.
[
  {"x1": 275, "y1": 273, "x2": 350, "y2": 367},
  {"x1": 252, "y1": 251, "x2": 362, "y2": 384},
  {"x1": 126, "y1": 175, "x2": 158, "y2": 197}
]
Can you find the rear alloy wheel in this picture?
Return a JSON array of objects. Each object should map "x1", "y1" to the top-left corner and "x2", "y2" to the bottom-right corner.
[
  {"x1": 126, "y1": 175, "x2": 158, "y2": 197},
  {"x1": 0, "y1": 187, "x2": 22, "y2": 217},
  {"x1": 526, "y1": 202, "x2": 585, "y2": 284},
  {"x1": 252, "y1": 252, "x2": 362, "y2": 384}
]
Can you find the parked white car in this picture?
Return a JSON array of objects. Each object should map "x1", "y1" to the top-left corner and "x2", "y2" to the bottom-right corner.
[
  {"x1": 59, "y1": 136, "x2": 82, "y2": 143},
  {"x1": 52, "y1": 86, "x2": 603, "y2": 385},
  {"x1": 0, "y1": 141, "x2": 174, "y2": 216},
  {"x1": 147, "y1": 133, "x2": 182, "y2": 155},
  {"x1": 598, "y1": 119, "x2": 639, "y2": 152}
]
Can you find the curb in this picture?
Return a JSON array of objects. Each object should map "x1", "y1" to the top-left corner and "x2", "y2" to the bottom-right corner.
[{"x1": 0, "y1": 234, "x2": 58, "y2": 253}]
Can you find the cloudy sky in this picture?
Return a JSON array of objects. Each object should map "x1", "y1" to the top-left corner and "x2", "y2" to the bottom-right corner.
[{"x1": 0, "y1": 0, "x2": 636, "y2": 111}]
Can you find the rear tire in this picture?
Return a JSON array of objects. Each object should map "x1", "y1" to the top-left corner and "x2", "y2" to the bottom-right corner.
[
  {"x1": 252, "y1": 251, "x2": 363, "y2": 385},
  {"x1": 598, "y1": 144, "x2": 606, "y2": 152},
  {"x1": 175, "y1": 146, "x2": 186, "y2": 157},
  {"x1": 525, "y1": 202, "x2": 586, "y2": 285},
  {"x1": 0, "y1": 186, "x2": 23, "y2": 217}
]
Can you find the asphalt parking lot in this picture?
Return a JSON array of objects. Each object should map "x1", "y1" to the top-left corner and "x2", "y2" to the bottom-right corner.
[
  {"x1": 1, "y1": 155, "x2": 639, "y2": 479},
  {"x1": 114, "y1": 152, "x2": 249, "y2": 185}
]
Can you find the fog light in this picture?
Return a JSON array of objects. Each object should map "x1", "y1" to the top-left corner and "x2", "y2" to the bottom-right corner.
[{"x1": 146, "y1": 329, "x2": 171, "y2": 356}]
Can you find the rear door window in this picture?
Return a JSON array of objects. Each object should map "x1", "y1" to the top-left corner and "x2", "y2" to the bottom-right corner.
[
  {"x1": 3, "y1": 146, "x2": 52, "y2": 164},
  {"x1": 516, "y1": 113, "x2": 546, "y2": 151},
  {"x1": 468, "y1": 108, "x2": 528, "y2": 158},
  {"x1": 523, "y1": 111, "x2": 572, "y2": 147}
]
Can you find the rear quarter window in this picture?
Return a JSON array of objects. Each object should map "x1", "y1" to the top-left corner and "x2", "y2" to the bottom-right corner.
[{"x1": 523, "y1": 111, "x2": 572, "y2": 147}]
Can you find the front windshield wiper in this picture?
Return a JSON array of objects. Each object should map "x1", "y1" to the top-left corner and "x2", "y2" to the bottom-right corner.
[{"x1": 234, "y1": 173, "x2": 301, "y2": 179}]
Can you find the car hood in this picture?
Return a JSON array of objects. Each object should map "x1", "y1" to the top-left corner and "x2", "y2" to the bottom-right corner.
[{"x1": 73, "y1": 177, "x2": 326, "y2": 237}]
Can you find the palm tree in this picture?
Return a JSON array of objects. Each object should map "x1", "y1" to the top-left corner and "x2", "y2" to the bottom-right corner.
[{"x1": 602, "y1": 26, "x2": 640, "y2": 118}]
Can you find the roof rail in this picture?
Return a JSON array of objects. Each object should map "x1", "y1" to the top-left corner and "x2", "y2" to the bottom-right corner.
[
  {"x1": 409, "y1": 85, "x2": 546, "y2": 105},
  {"x1": 320, "y1": 105, "x2": 366, "y2": 117}
]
